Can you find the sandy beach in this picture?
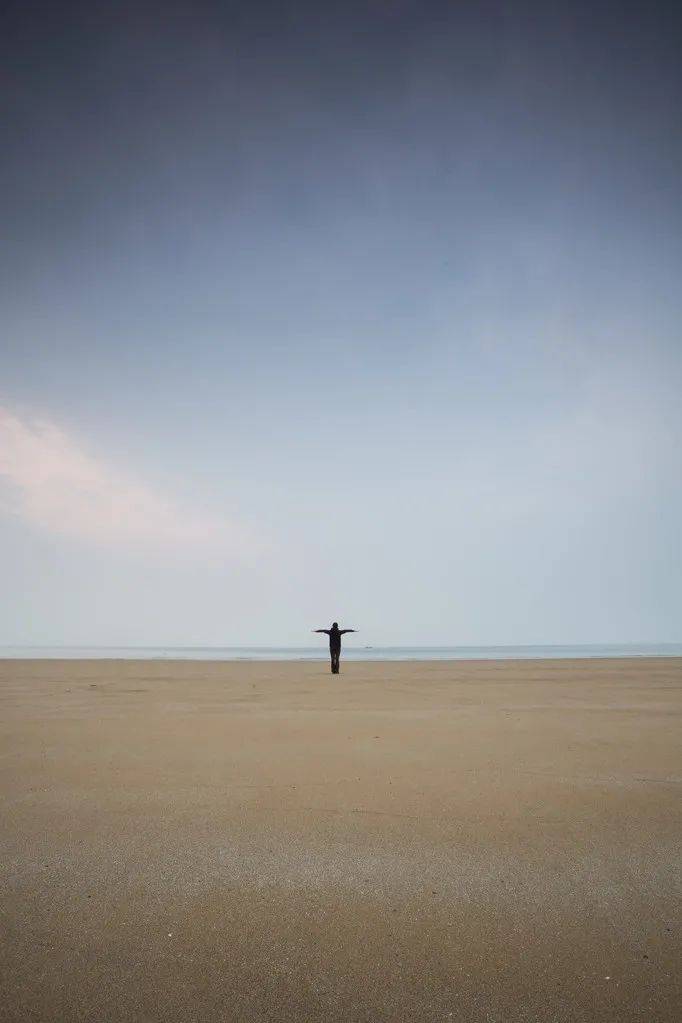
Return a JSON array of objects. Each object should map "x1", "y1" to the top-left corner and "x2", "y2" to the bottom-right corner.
[{"x1": 1, "y1": 657, "x2": 680, "y2": 1022}]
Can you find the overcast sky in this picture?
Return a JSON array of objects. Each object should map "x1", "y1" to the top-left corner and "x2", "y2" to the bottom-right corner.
[{"x1": 1, "y1": 0, "x2": 681, "y2": 646}]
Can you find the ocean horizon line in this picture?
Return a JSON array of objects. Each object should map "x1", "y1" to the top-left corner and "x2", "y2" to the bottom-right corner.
[{"x1": 1, "y1": 642, "x2": 681, "y2": 661}]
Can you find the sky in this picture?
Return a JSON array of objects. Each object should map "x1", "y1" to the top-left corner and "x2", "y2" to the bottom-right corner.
[{"x1": 1, "y1": 0, "x2": 681, "y2": 647}]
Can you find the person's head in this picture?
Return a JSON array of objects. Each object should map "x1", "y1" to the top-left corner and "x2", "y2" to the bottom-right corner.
[{"x1": 332, "y1": 622, "x2": 338, "y2": 629}]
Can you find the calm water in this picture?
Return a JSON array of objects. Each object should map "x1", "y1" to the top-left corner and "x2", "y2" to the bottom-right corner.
[{"x1": 1, "y1": 644, "x2": 681, "y2": 661}]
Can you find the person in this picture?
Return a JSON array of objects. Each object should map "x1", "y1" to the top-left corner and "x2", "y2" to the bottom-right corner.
[{"x1": 312, "y1": 622, "x2": 356, "y2": 674}]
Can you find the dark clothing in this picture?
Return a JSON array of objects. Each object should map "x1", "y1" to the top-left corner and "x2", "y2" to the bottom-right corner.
[
  {"x1": 315, "y1": 625, "x2": 355, "y2": 674},
  {"x1": 328, "y1": 627, "x2": 341, "y2": 652}
]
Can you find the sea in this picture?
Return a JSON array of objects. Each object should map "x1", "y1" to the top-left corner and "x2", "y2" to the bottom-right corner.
[{"x1": 1, "y1": 643, "x2": 681, "y2": 661}]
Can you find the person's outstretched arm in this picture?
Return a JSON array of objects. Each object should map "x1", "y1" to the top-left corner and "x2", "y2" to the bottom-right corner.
[
  {"x1": 312, "y1": 629, "x2": 331, "y2": 635},
  {"x1": 339, "y1": 629, "x2": 356, "y2": 635}
]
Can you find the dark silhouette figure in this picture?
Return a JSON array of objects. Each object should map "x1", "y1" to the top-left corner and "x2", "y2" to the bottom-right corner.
[{"x1": 313, "y1": 622, "x2": 356, "y2": 674}]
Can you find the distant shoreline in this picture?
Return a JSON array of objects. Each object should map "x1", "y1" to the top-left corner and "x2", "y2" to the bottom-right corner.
[{"x1": 1, "y1": 643, "x2": 681, "y2": 662}]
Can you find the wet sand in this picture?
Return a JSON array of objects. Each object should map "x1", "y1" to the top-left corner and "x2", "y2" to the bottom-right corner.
[{"x1": 1, "y1": 657, "x2": 680, "y2": 1022}]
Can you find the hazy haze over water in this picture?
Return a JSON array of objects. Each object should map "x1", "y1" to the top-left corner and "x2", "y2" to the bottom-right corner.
[{"x1": 3, "y1": 644, "x2": 682, "y2": 662}]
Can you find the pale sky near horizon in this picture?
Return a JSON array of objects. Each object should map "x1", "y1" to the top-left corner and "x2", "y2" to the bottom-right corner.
[{"x1": 1, "y1": 0, "x2": 681, "y2": 646}]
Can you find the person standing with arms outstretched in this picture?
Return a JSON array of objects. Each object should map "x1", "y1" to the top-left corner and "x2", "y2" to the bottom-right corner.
[{"x1": 313, "y1": 622, "x2": 356, "y2": 674}]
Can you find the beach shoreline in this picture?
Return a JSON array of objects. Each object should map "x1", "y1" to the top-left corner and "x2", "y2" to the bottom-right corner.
[{"x1": 2, "y1": 641, "x2": 682, "y2": 662}]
